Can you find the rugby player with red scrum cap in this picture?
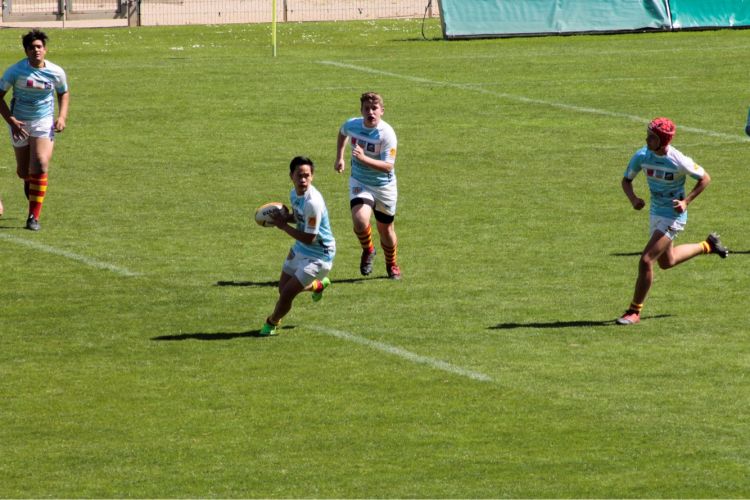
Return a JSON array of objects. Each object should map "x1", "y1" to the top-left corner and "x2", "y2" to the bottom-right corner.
[{"x1": 616, "y1": 117, "x2": 729, "y2": 326}]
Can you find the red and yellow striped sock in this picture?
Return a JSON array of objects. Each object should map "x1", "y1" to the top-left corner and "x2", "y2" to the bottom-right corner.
[
  {"x1": 700, "y1": 240, "x2": 711, "y2": 254},
  {"x1": 381, "y1": 241, "x2": 398, "y2": 267},
  {"x1": 355, "y1": 225, "x2": 374, "y2": 253},
  {"x1": 28, "y1": 173, "x2": 48, "y2": 219}
]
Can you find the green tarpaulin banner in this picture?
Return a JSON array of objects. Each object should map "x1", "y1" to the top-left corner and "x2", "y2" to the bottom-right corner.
[
  {"x1": 438, "y1": 0, "x2": 671, "y2": 39},
  {"x1": 669, "y1": 0, "x2": 750, "y2": 28},
  {"x1": 438, "y1": 0, "x2": 750, "y2": 38}
]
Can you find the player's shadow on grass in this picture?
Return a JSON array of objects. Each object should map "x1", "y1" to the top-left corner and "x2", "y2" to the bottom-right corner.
[
  {"x1": 315, "y1": 276, "x2": 390, "y2": 284},
  {"x1": 215, "y1": 276, "x2": 388, "y2": 287},
  {"x1": 0, "y1": 218, "x2": 23, "y2": 230},
  {"x1": 489, "y1": 315, "x2": 671, "y2": 330},
  {"x1": 215, "y1": 280, "x2": 278, "y2": 288},
  {"x1": 151, "y1": 326, "x2": 296, "y2": 341}
]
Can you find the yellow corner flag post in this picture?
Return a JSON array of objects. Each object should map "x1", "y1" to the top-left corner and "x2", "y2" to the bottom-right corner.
[{"x1": 272, "y1": 0, "x2": 277, "y2": 57}]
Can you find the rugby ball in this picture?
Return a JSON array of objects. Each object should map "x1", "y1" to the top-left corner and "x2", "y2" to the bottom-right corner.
[{"x1": 254, "y1": 202, "x2": 288, "y2": 227}]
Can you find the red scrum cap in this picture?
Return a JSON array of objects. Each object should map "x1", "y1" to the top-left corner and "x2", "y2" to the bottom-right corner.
[{"x1": 648, "y1": 117, "x2": 676, "y2": 147}]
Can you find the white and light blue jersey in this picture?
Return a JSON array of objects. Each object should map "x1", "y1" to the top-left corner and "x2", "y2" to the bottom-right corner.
[
  {"x1": 340, "y1": 117, "x2": 397, "y2": 187},
  {"x1": 624, "y1": 146, "x2": 705, "y2": 221},
  {"x1": 1, "y1": 59, "x2": 68, "y2": 121},
  {"x1": 290, "y1": 185, "x2": 335, "y2": 262}
]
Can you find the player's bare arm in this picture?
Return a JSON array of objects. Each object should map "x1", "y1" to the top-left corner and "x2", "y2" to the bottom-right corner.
[
  {"x1": 55, "y1": 91, "x2": 69, "y2": 132},
  {"x1": 277, "y1": 223, "x2": 317, "y2": 245},
  {"x1": 621, "y1": 177, "x2": 645, "y2": 210},
  {"x1": 270, "y1": 211, "x2": 316, "y2": 244},
  {"x1": 334, "y1": 132, "x2": 347, "y2": 173},
  {"x1": 673, "y1": 171, "x2": 710, "y2": 213},
  {"x1": 352, "y1": 144, "x2": 393, "y2": 173},
  {"x1": 0, "y1": 90, "x2": 28, "y2": 139}
]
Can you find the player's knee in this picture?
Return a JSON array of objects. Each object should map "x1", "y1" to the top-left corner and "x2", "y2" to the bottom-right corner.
[
  {"x1": 638, "y1": 256, "x2": 655, "y2": 270},
  {"x1": 279, "y1": 287, "x2": 300, "y2": 303},
  {"x1": 33, "y1": 159, "x2": 49, "y2": 171},
  {"x1": 656, "y1": 254, "x2": 676, "y2": 270}
]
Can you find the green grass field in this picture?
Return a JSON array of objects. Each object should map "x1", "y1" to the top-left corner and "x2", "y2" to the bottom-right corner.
[{"x1": 1, "y1": 19, "x2": 749, "y2": 497}]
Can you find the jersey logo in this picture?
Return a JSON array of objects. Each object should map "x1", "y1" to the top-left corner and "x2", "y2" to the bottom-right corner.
[
  {"x1": 308, "y1": 217, "x2": 317, "y2": 226},
  {"x1": 646, "y1": 169, "x2": 673, "y2": 180},
  {"x1": 366, "y1": 143, "x2": 376, "y2": 153},
  {"x1": 389, "y1": 148, "x2": 397, "y2": 158},
  {"x1": 25, "y1": 79, "x2": 53, "y2": 90}
]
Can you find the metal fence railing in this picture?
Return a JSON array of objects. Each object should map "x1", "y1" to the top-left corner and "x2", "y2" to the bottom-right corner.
[
  {"x1": 1, "y1": 0, "x2": 438, "y2": 27},
  {"x1": 140, "y1": 0, "x2": 437, "y2": 26}
]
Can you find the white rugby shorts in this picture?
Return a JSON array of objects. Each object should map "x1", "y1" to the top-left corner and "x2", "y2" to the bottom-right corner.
[
  {"x1": 9, "y1": 116, "x2": 54, "y2": 147},
  {"x1": 282, "y1": 249, "x2": 332, "y2": 287},
  {"x1": 349, "y1": 177, "x2": 398, "y2": 216},
  {"x1": 650, "y1": 215, "x2": 685, "y2": 241}
]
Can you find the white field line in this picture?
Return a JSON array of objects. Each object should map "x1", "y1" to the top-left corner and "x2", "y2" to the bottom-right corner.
[
  {"x1": 0, "y1": 233, "x2": 140, "y2": 277},
  {"x1": 318, "y1": 61, "x2": 750, "y2": 144},
  {"x1": 309, "y1": 325, "x2": 493, "y2": 383}
]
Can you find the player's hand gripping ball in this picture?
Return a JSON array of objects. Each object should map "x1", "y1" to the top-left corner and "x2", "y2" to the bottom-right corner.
[{"x1": 255, "y1": 202, "x2": 289, "y2": 227}]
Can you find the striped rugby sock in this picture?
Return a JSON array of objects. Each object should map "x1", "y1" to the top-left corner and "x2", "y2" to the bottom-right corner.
[
  {"x1": 28, "y1": 173, "x2": 48, "y2": 219},
  {"x1": 355, "y1": 225, "x2": 374, "y2": 252}
]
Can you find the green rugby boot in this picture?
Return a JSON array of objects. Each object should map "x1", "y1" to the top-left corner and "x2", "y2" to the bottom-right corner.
[{"x1": 312, "y1": 277, "x2": 331, "y2": 302}]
